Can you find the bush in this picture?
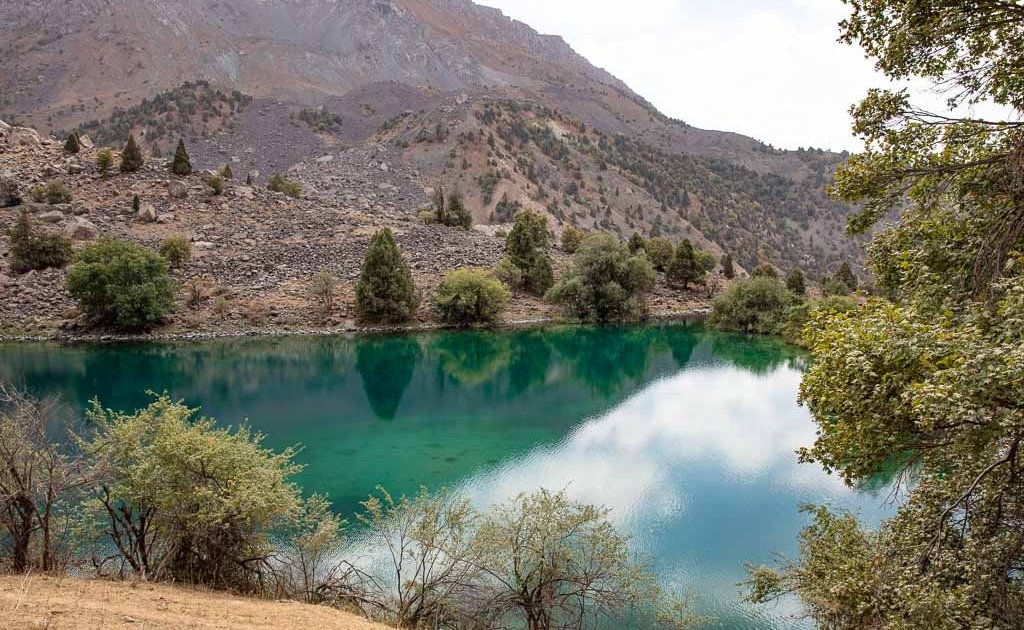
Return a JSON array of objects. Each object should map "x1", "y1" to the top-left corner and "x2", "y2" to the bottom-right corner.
[
  {"x1": 356, "y1": 228, "x2": 419, "y2": 323},
  {"x1": 445, "y1": 190, "x2": 473, "y2": 229},
  {"x1": 66, "y1": 238, "x2": 175, "y2": 330},
  {"x1": 786, "y1": 269, "x2": 806, "y2": 296},
  {"x1": 506, "y1": 210, "x2": 554, "y2": 296},
  {"x1": 221, "y1": 164, "x2": 234, "y2": 180},
  {"x1": 268, "y1": 173, "x2": 302, "y2": 198},
  {"x1": 628, "y1": 232, "x2": 648, "y2": 255},
  {"x1": 208, "y1": 174, "x2": 225, "y2": 196},
  {"x1": 434, "y1": 268, "x2": 510, "y2": 326},
  {"x1": 835, "y1": 261, "x2": 859, "y2": 292},
  {"x1": 751, "y1": 264, "x2": 779, "y2": 279},
  {"x1": 171, "y1": 139, "x2": 192, "y2": 176},
  {"x1": 5, "y1": 210, "x2": 73, "y2": 274},
  {"x1": 546, "y1": 232, "x2": 655, "y2": 323},
  {"x1": 308, "y1": 269, "x2": 338, "y2": 321},
  {"x1": 64, "y1": 133, "x2": 81, "y2": 154},
  {"x1": 779, "y1": 295, "x2": 858, "y2": 346},
  {"x1": 561, "y1": 225, "x2": 585, "y2": 254},
  {"x1": 39, "y1": 181, "x2": 73, "y2": 205},
  {"x1": 159, "y1": 235, "x2": 192, "y2": 269},
  {"x1": 707, "y1": 276, "x2": 795, "y2": 335},
  {"x1": 120, "y1": 133, "x2": 144, "y2": 173},
  {"x1": 96, "y1": 148, "x2": 114, "y2": 175},
  {"x1": 721, "y1": 253, "x2": 736, "y2": 279},
  {"x1": 647, "y1": 237, "x2": 674, "y2": 272}
]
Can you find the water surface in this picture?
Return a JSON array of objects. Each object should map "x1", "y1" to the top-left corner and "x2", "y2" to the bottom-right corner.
[{"x1": 0, "y1": 324, "x2": 890, "y2": 628}]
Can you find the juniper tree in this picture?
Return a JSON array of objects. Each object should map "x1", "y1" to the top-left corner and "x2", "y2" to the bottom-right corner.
[
  {"x1": 120, "y1": 133, "x2": 144, "y2": 173},
  {"x1": 355, "y1": 228, "x2": 418, "y2": 323},
  {"x1": 504, "y1": 210, "x2": 554, "y2": 296},
  {"x1": 667, "y1": 239, "x2": 702, "y2": 289},
  {"x1": 64, "y1": 133, "x2": 80, "y2": 154},
  {"x1": 171, "y1": 139, "x2": 192, "y2": 176},
  {"x1": 785, "y1": 269, "x2": 806, "y2": 297},
  {"x1": 721, "y1": 253, "x2": 736, "y2": 279}
]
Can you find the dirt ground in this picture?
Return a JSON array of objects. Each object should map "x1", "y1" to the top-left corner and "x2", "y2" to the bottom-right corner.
[{"x1": 0, "y1": 575, "x2": 388, "y2": 630}]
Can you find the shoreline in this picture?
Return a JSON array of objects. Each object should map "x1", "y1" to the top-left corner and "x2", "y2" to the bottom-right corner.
[{"x1": 0, "y1": 308, "x2": 711, "y2": 344}]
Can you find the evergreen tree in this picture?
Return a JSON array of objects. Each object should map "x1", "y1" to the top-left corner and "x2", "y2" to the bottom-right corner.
[
  {"x1": 221, "y1": 164, "x2": 234, "y2": 180},
  {"x1": 835, "y1": 261, "x2": 858, "y2": 292},
  {"x1": 245, "y1": 173, "x2": 253, "y2": 186},
  {"x1": 432, "y1": 184, "x2": 447, "y2": 224},
  {"x1": 505, "y1": 210, "x2": 554, "y2": 296},
  {"x1": 445, "y1": 190, "x2": 473, "y2": 229},
  {"x1": 785, "y1": 269, "x2": 806, "y2": 296},
  {"x1": 722, "y1": 253, "x2": 736, "y2": 279},
  {"x1": 752, "y1": 264, "x2": 779, "y2": 279},
  {"x1": 132, "y1": 195, "x2": 141, "y2": 213},
  {"x1": 667, "y1": 239, "x2": 703, "y2": 289},
  {"x1": 356, "y1": 228, "x2": 419, "y2": 323},
  {"x1": 64, "y1": 133, "x2": 81, "y2": 154},
  {"x1": 120, "y1": 133, "x2": 144, "y2": 173},
  {"x1": 171, "y1": 139, "x2": 192, "y2": 176},
  {"x1": 628, "y1": 232, "x2": 648, "y2": 255}
]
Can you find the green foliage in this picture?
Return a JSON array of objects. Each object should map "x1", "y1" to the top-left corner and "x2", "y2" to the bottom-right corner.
[
  {"x1": 171, "y1": 139, "x2": 192, "y2": 176},
  {"x1": 291, "y1": 107, "x2": 343, "y2": 133},
  {"x1": 547, "y1": 233, "x2": 655, "y2": 323},
  {"x1": 628, "y1": 232, "x2": 648, "y2": 255},
  {"x1": 33, "y1": 181, "x2": 72, "y2": 205},
  {"x1": 694, "y1": 248, "x2": 717, "y2": 274},
  {"x1": 834, "y1": 261, "x2": 858, "y2": 293},
  {"x1": 445, "y1": 189, "x2": 473, "y2": 229},
  {"x1": 356, "y1": 228, "x2": 419, "y2": 323},
  {"x1": 96, "y1": 148, "x2": 113, "y2": 175},
  {"x1": 785, "y1": 269, "x2": 806, "y2": 296},
  {"x1": 751, "y1": 264, "x2": 778, "y2": 279},
  {"x1": 433, "y1": 268, "x2": 510, "y2": 326},
  {"x1": 308, "y1": 269, "x2": 338, "y2": 321},
  {"x1": 779, "y1": 295, "x2": 857, "y2": 347},
  {"x1": 221, "y1": 164, "x2": 234, "y2": 180},
  {"x1": 64, "y1": 133, "x2": 80, "y2": 154},
  {"x1": 120, "y1": 133, "x2": 144, "y2": 173},
  {"x1": 82, "y1": 395, "x2": 304, "y2": 588},
  {"x1": 159, "y1": 235, "x2": 192, "y2": 270},
  {"x1": 667, "y1": 239, "x2": 704, "y2": 289},
  {"x1": 66, "y1": 238, "x2": 175, "y2": 330},
  {"x1": 208, "y1": 174, "x2": 225, "y2": 196},
  {"x1": 561, "y1": 224, "x2": 585, "y2": 254},
  {"x1": 131, "y1": 194, "x2": 140, "y2": 213},
  {"x1": 505, "y1": 210, "x2": 555, "y2": 297},
  {"x1": 821, "y1": 275, "x2": 852, "y2": 296},
  {"x1": 707, "y1": 277, "x2": 795, "y2": 335},
  {"x1": 5, "y1": 210, "x2": 72, "y2": 274},
  {"x1": 267, "y1": 173, "x2": 302, "y2": 198},
  {"x1": 721, "y1": 253, "x2": 736, "y2": 279},
  {"x1": 647, "y1": 237, "x2": 675, "y2": 272}
]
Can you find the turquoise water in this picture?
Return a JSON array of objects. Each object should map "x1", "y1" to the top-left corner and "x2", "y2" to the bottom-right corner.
[{"x1": 0, "y1": 324, "x2": 891, "y2": 628}]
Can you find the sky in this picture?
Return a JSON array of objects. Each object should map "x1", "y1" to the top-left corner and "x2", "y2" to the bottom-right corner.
[{"x1": 475, "y1": 0, "x2": 883, "y2": 152}]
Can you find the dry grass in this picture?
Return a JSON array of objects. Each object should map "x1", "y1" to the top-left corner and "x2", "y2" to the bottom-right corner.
[{"x1": 0, "y1": 575, "x2": 388, "y2": 630}]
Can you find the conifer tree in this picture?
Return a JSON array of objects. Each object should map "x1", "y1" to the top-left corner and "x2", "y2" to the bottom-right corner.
[
  {"x1": 445, "y1": 190, "x2": 472, "y2": 229},
  {"x1": 221, "y1": 164, "x2": 233, "y2": 180},
  {"x1": 668, "y1": 238, "x2": 702, "y2": 289},
  {"x1": 628, "y1": 232, "x2": 647, "y2": 255},
  {"x1": 721, "y1": 253, "x2": 736, "y2": 280},
  {"x1": 132, "y1": 195, "x2": 141, "y2": 213},
  {"x1": 121, "y1": 133, "x2": 144, "y2": 173},
  {"x1": 64, "y1": 133, "x2": 81, "y2": 154},
  {"x1": 355, "y1": 228, "x2": 419, "y2": 323},
  {"x1": 171, "y1": 139, "x2": 192, "y2": 176},
  {"x1": 835, "y1": 261, "x2": 858, "y2": 293},
  {"x1": 785, "y1": 268, "x2": 806, "y2": 296},
  {"x1": 505, "y1": 210, "x2": 554, "y2": 296},
  {"x1": 245, "y1": 173, "x2": 253, "y2": 186}
]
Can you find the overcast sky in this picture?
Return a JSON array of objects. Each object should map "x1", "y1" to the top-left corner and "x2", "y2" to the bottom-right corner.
[{"x1": 476, "y1": 0, "x2": 880, "y2": 152}]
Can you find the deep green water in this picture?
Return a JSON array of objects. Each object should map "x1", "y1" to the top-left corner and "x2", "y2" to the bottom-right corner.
[{"x1": 0, "y1": 324, "x2": 890, "y2": 628}]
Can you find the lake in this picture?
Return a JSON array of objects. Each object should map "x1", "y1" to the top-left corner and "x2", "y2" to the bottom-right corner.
[{"x1": 0, "y1": 323, "x2": 891, "y2": 628}]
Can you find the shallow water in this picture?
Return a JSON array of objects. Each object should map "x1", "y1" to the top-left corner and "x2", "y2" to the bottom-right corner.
[{"x1": 0, "y1": 323, "x2": 891, "y2": 628}]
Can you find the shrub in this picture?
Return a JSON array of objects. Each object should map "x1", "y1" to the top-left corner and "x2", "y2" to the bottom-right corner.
[
  {"x1": 120, "y1": 133, "x2": 144, "y2": 173},
  {"x1": 721, "y1": 253, "x2": 736, "y2": 279},
  {"x1": 64, "y1": 133, "x2": 81, "y2": 154},
  {"x1": 268, "y1": 173, "x2": 302, "y2": 198},
  {"x1": 356, "y1": 228, "x2": 419, "y2": 323},
  {"x1": 822, "y1": 274, "x2": 852, "y2": 296},
  {"x1": 646, "y1": 237, "x2": 675, "y2": 272},
  {"x1": 546, "y1": 232, "x2": 655, "y2": 323},
  {"x1": 132, "y1": 194, "x2": 141, "y2": 213},
  {"x1": 835, "y1": 261, "x2": 859, "y2": 292},
  {"x1": 628, "y1": 232, "x2": 648, "y2": 255},
  {"x1": 41, "y1": 181, "x2": 72, "y2": 205},
  {"x1": 5, "y1": 210, "x2": 73, "y2": 274},
  {"x1": 96, "y1": 148, "x2": 114, "y2": 175},
  {"x1": 434, "y1": 268, "x2": 510, "y2": 326},
  {"x1": 208, "y1": 174, "x2": 225, "y2": 196},
  {"x1": 786, "y1": 269, "x2": 807, "y2": 296},
  {"x1": 171, "y1": 139, "x2": 192, "y2": 176},
  {"x1": 667, "y1": 239, "x2": 704, "y2": 288},
  {"x1": 159, "y1": 235, "x2": 193, "y2": 269},
  {"x1": 561, "y1": 225, "x2": 585, "y2": 254},
  {"x1": 221, "y1": 164, "x2": 234, "y2": 180},
  {"x1": 751, "y1": 264, "x2": 779, "y2": 279},
  {"x1": 707, "y1": 276, "x2": 794, "y2": 335},
  {"x1": 779, "y1": 294, "x2": 858, "y2": 346},
  {"x1": 308, "y1": 269, "x2": 338, "y2": 321},
  {"x1": 506, "y1": 210, "x2": 554, "y2": 296},
  {"x1": 66, "y1": 238, "x2": 175, "y2": 330}
]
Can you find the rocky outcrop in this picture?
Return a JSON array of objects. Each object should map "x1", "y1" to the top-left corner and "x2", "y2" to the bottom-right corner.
[{"x1": 64, "y1": 217, "x2": 98, "y2": 240}]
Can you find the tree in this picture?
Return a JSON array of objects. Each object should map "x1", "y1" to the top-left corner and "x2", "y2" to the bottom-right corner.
[
  {"x1": 834, "y1": 261, "x2": 858, "y2": 293},
  {"x1": 647, "y1": 237, "x2": 675, "y2": 272},
  {"x1": 707, "y1": 277, "x2": 793, "y2": 335},
  {"x1": 120, "y1": 133, "x2": 144, "y2": 173},
  {"x1": 66, "y1": 238, "x2": 175, "y2": 330},
  {"x1": 751, "y1": 264, "x2": 778, "y2": 279},
  {"x1": 434, "y1": 268, "x2": 510, "y2": 326},
  {"x1": 628, "y1": 231, "x2": 648, "y2": 255},
  {"x1": 445, "y1": 189, "x2": 473, "y2": 229},
  {"x1": 208, "y1": 174, "x2": 224, "y2": 196},
  {"x1": 785, "y1": 269, "x2": 806, "y2": 296},
  {"x1": 505, "y1": 210, "x2": 555, "y2": 297},
  {"x1": 171, "y1": 139, "x2": 192, "y2": 176},
  {"x1": 221, "y1": 164, "x2": 234, "y2": 180},
  {"x1": 355, "y1": 228, "x2": 418, "y2": 323},
  {"x1": 667, "y1": 239, "x2": 703, "y2": 289},
  {"x1": 308, "y1": 269, "x2": 338, "y2": 322},
  {"x1": 96, "y1": 148, "x2": 114, "y2": 175},
  {"x1": 547, "y1": 233, "x2": 655, "y2": 323},
  {"x1": 746, "y1": 1, "x2": 1024, "y2": 625},
  {"x1": 132, "y1": 194, "x2": 141, "y2": 213},
  {"x1": 159, "y1": 235, "x2": 192, "y2": 270},
  {"x1": 561, "y1": 225, "x2": 585, "y2": 254},
  {"x1": 5, "y1": 209, "x2": 72, "y2": 274},
  {"x1": 64, "y1": 133, "x2": 80, "y2": 154},
  {"x1": 721, "y1": 253, "x2": 736, "y2": 279}
]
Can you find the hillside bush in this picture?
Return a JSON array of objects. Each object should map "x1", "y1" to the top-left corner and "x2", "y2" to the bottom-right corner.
[
  {"x1": 159, "y1": 235, "x2": 193, "y2": 269},
  {"x1": 5, "y1": 210, "x2": 73, "y2": 274},
  {"x1": 433, "y1": 268, "x2": 509, "y2": 326},
  {"x1": 268, "y1": 173, "x2": 302, "y2": 198},
  {"x1": 707, "y1": 276, "x2": 795, "y2": 335},
  {"x1": 356, "y1": 228, "x2": 418, "y2": 323},
  {"x1": 561, "y1": 225, "x2": 585, "y2": 254},
  {"x1": 64, "y1": 133, "x2": 80, "y2": 154},
  {"x1": 96, "y1": 148, "x2": 114, "y2": 175},
  {"x1": 647, "y1": 237, "x2": 675, "y2": 272}
]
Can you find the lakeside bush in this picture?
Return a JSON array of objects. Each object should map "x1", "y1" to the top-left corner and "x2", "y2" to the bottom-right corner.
[
  {"x1": 707, "y1": 276, "x2": 795, "y2": 335},
  {"x1": 667, "y1": 238, "x2": 703, "y2": 288},
  {"x1": 504, "y1": 210, "x2": 554, "y2": 296},
  {"x1": 308, "y1": 268, "x2": 338, "y2": 322},
  {"x1": 779, "y1": 295, "x2": 858, "y2": 346},
  {"x1": 66, "y1": 238, "x2": 175, "y2": 330},
  {"x1": 5, "y1": 210, "x2": 73, "y2": 273},
  {"x1": 434, "y1": 268, "x2": 510, "y2": 326},
  {"x1": 785, "y1": 269, "x2": 806, "y2": 296},
  {"x1": 546, "y1": 232, "x2": 655, "y2": 323},
  {"x1": 356, "y1": 228, "x2": 418, "y2": 323}
]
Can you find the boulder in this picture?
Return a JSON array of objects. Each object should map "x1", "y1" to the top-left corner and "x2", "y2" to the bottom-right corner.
[
  {"x1": 38, "y1": 210, "x2": 64, "y2": 223},
  {"x1": 168, "y1": 180, "x2": 188, "y2": 199},
  {"x1": 156, "y1": 212, "x2": 176, "y2": 224},
  {"x1": 138, "y1": 203, "x2": 158, "y2": 223},
  {"x1": 64, "y1": 217, "x2": 98, "y2": 240},
  {"x1": 67, "y1": 162, "x2": 83, "y2": 175},
  {"x1": 9, "y1": 127, "x2": 41, "y2": 147},
  {"x1": 0, "y1": 170, "x2": 20, "y2": 207},
  {"x1": 78, "y1": 134, "x2": 94, "y2": 149}
]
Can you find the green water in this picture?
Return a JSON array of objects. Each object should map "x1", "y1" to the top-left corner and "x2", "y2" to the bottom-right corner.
[{"x1": 0, "y1": 324, "x2": 890, "y2": 628}]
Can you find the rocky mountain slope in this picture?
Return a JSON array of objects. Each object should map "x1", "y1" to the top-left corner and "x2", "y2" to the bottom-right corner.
[{"x1": 0, "y1": 0, "x2": 863, "y2": 277}]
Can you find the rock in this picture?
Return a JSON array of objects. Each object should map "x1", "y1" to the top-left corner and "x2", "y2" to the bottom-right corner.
[
  {"x1": 156, "y1": 212, "x2": 175, "y2": 224},
  {"x1": 379, "y1": 162, "x2": 390, "y2": 172},
  {"x1": 38, "y1": 210, "x2": 64, "y2": 223},
  {"x1": 0, "y1": 170, "x2": 20, "y2": 207},
  {"x1": 138, "y1": 203, "x2": 158, "y2": 223},
  {"x1": 315, "y1": 155, "x2": 335, "y2": 164},
  {"x1": 78, "y1": 134, "x2": 94, "y2": 149},
  {"x1": 67, "y1": 162, "x2": 82, "y2": 175},
  {"x1": 9, "y1": 127, "x2": 41, "y2": 147},
  {"x1": 247, "y1": 169, "x2": 260, "y2": 182},
  {"x1": 168, "y1": 180, "x2": 188, "y2": 199},
  {"x1": 64, "y1": 217, "x2": 98, "y2": 240},
  {"x1": 233, "y1": 186, "x2": 254, "y2": 199}
]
